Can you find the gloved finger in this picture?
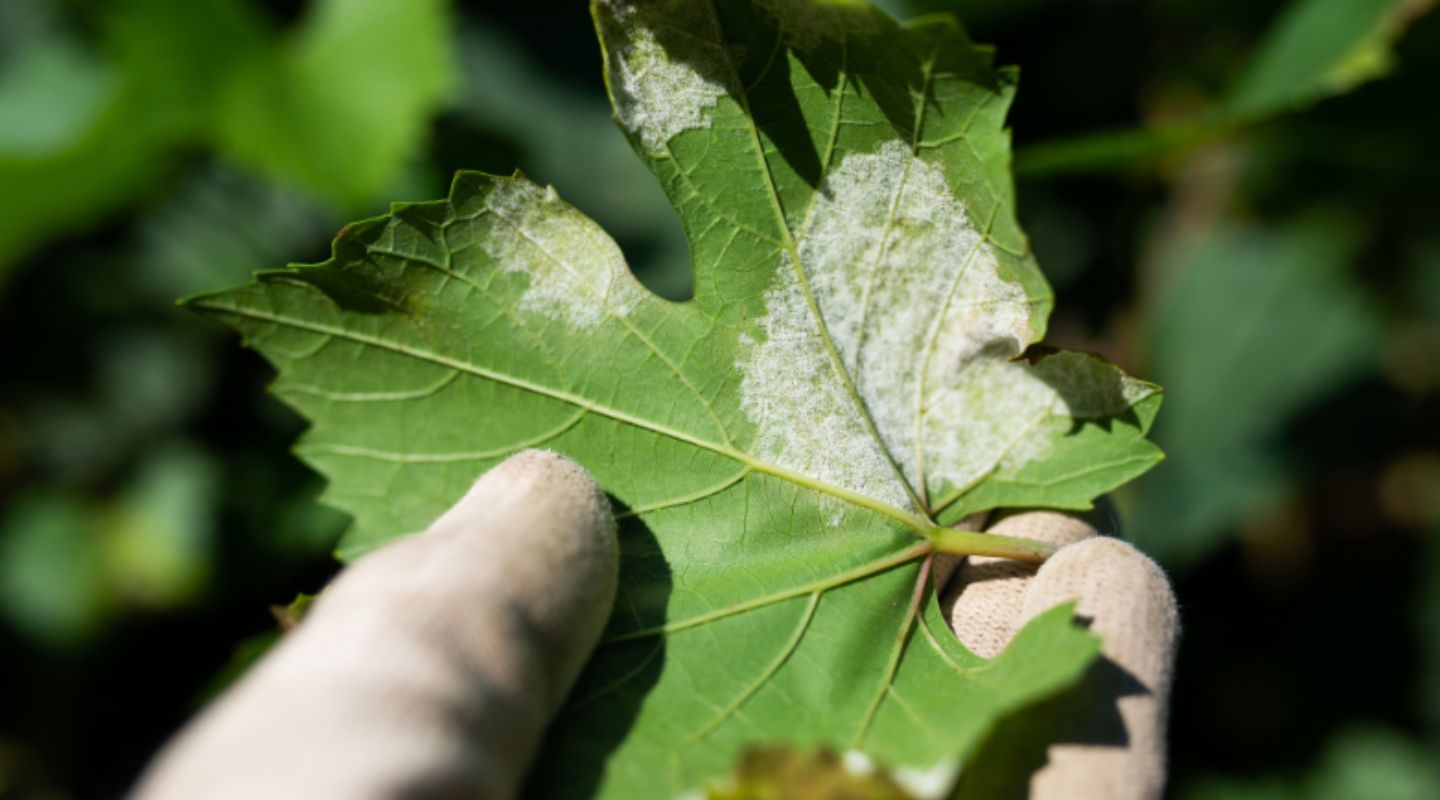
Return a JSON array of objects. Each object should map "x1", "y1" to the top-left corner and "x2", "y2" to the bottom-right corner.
[
  {"x1": 1018, "y1": 537, "x2": 1179, "y2": 800},
  {"x1": 941, "y1": 510, "x2": 1101, "y2": 658},
  {"x1": 132, "y1": 449, "x2": 618, "y2": 800}
]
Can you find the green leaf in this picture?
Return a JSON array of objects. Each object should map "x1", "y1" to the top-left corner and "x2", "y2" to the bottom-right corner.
[
  {"x1": 1182, "y1": 727, "x2": 1440, "y2": 800},
  {"x1": 0, "y1": 443, "x2": 219, "y2": 648},
  {"x1": 190, "y1": 0, "x2": 1161, "y2": 795},
  {"x1": 0, "y1": 492, "x2": 107, "y2": 646},
  {"x1": 0, "y1": 29, "x2": 166, "y2": 281},
  {"x1": 0, "y1": 0, "x2": 268, "y2": 279},
  {"x1": 134, "y1": 164, "x2": 337, "y2": 300},
  {"x1": 1131, "y1": 215, "x2": 1381, "y2": 567},
  {"x1": 214, "y1": 0, "x2": 455, "y2": 203},
  {"x1": 0, "y1": 32, "x2": 116, "y2": 157},
  {"x1": 1015, "y1": 0, "x2": 1433, "y2": 176},
  {"x1": 103, "y1": 0, "x2": 271, "y2": 139},
  {"x1": 0, "y1": 0, "x2": 454, "y2": 282},
  {"x1": 1225, "y1": 0, "x2": 1427, "y2": 117}
]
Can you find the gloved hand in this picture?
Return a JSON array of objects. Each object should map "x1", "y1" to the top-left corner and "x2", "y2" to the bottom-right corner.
[
  {"x1": 941, "y1": 510, "x2": 1180, "y2": 799},
  {"x1": 131, "y1": 450, "x2": 619, "y2": 800},
  {"x1": 131, "y1": 451, "x2": 1178, "y2": 800}
]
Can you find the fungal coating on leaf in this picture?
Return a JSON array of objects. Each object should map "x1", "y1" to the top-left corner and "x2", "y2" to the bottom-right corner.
[
  {"x1": 738, "y1": 141, "x2": 1159, "y2": 505},
  {"x1": 739, "y1": 140, "x2": 1061, "y2": 509},
  {"x1": 600, "y1": 0, "x2": 730, "y2": 154},
  {"x1": 738, "y1": 275, "x2": 914, "y2": 524},
  {"x1": 480, "y1": 178, "x2": 641, "y2": 328},
  {"x1": 802, "y1": 142, "x2": 1035, "y2": 492}
]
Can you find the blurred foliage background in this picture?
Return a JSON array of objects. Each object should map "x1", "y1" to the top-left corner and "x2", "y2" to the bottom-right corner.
[{"x1": 1, "y1": 0, "x2": 1438, "y2": 796}]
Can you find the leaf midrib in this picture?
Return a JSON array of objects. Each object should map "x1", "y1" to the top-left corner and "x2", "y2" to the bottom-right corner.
[
  {"x1": 699, "y1": 0, "x2": 928, "y2": 515},
  {"x1": 195, "y1": 299, "x2": 934, "y2": 534}
]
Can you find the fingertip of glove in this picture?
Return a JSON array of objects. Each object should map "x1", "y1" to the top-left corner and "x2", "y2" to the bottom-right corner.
[
  {"x1": 450, "y1": 449, "x2": 617, "y2": 542},
  {"x1": 483, "y1": 448, "x2": 603, "y2": 500},
  {"x1": 1043, "y1": 538, "x2": 1171, "y2": 595},
  {"x1": 1029, "y1": 537, "x2": 1179, "y2": 645},
  {"x1": 498, "y1": 448, "x2": 612, "y2": 511}
]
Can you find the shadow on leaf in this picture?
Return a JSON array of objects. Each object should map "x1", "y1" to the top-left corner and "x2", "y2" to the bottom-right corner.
[{"x1": 522, "y1": 499, "x2": 673, "y2": 799}]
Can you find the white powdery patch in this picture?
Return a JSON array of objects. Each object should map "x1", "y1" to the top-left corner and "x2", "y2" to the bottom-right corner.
[
  {"x1": 602, "y1": 0, "x2": 728, "y2": 154},
  {"x1": 892, "y1": 759, "x2": 962, "y2": 800},
  {"x1": 841, "y1": 750, "x2": 878, "y2": 777},
  {"x1": 738, "y1": 279, "x2": 913, "y2": 523},
  {"x1": 480, "y1": 179, "x2": 641, "y2": 329},
  {"x1": 841, "y1": 750, "x2": 958, "y2": 799},
  {"x1": 926, "y1": 360, "x2": 1063, "y2": 487},
  {"x1": 796, "y1": 140, "x2": 1054, "y2": 498}
]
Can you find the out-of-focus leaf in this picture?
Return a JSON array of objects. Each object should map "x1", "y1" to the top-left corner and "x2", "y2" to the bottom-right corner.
[
  {"x1": 1015, "y1": 119, "x2": 1227, "y2": 178},
  {"x1": 135, "y1": 164, "x2": 335, "y2": 299},
  {"x1": 0, "y1": 493, "x2": 107, "y2": 646},
  {"x1": 0, "y1": 443, "x2": 218, "y2": 647},
  {"x1": 1016, "y1": 0, "x2": 1434, "y2": 176},
  {"x1": 0, "y1": 0, "x2": 49, "y2": 53},
  {"x1": 0, "y1": 0, "x2": 269, "y2": 280},
  {"x1": 0, "y1": 35, "x2": 114, "y2": 157},
  {"x1": 1182, "y1": 727, "x2": 1440, "y2": 800},
  {"x1": 1131, "y1": 215, "x2": 1382, "y2": 566},
  {"x1": 0, "y1": 0, "x2": 455, "y2": 281},
  {"x1": 103, "y1": 0, "x2": 270, "y2": 137},
  {"x1": 104, "y1": 443, "x2": 219, "y2": 607},
  {"x1": 25, "y1": 330, "x2": 212, "y2": 480},
  {"x1": 0, "y1": 78, "x2": 164, "y2": 282},
  {"x1": 868, "y1": 0, "x2": 1058, "y2": 29},
  {"x1": 215, "y1": 0, "x2": 455, "y2": 204},
  {"x1": 1226, "y1": 0, "x2": 1432, "y2": 117}
]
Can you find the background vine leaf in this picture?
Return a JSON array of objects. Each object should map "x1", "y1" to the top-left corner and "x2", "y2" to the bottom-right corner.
[
  {"x1": 1013, "y1": 0, "x2": 1434, "y2": 176},
  {"x1": 188, "y1": 0, "x2": 1161, "y2": 796},
  {"x1": 0, "y1": 0, "x2": 453, "y2": 282}
]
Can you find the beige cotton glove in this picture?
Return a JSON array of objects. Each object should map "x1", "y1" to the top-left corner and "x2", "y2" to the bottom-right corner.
[
  {"x1": 133, "y1": 450, "x2": 1177, "y2": 800},
  {"x1": 943, "y1": 510, "x2": 1181, "y2": 800},
  {"x1": 131, "y1": 449, "x2": 619, "y2": 800}
]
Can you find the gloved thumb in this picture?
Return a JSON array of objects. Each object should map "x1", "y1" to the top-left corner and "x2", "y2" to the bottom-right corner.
[{"x1": 132, "y1": 449, "x2": 618, "y2": 800}]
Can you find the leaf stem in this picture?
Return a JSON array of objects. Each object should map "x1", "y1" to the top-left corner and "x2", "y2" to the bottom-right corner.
[{"x1": 924, "y1": 526, "x2": 1057, "y2": 563}]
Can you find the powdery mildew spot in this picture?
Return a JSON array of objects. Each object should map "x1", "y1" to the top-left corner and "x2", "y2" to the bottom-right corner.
[
  {"x1": 797, "y1": 140, "x2": 1047, "y2": 498},
  {"x1": 840, "y1": 750, "x2": 956, "y2": 799},
  {"x1": 480, "y1": 179, "x2": 641, "y2": 329},
  {"x1": 601, "y1": 0, "x2": 729, "y2": 154},
  {"x1": 743, "y1": 139, "x2": 1157, "y2": 509},
  {"x1": 738, "y1": 280, "x2": 912, "y2": 524},
  {"x1": 892, "y1": 759, "x2": 962, "y2": 800},
  {"x1": 741, "y1": 140, "x2": 1153, "y2": 510}
]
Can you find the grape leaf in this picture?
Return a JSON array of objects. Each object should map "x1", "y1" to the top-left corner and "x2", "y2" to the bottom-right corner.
[
  {"x1": 1015, "y1": 0, "x2": 1432, "y2": 177},
  {"x1": 0, "y1": 0, "x2": 454, "y2": 280},
  {"x1": 1131, "y1": 215, "x2": 1380, "y2": 567},
  {"x1": 188, "y1": 0, "x2": 1162, "y2": 796}
]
